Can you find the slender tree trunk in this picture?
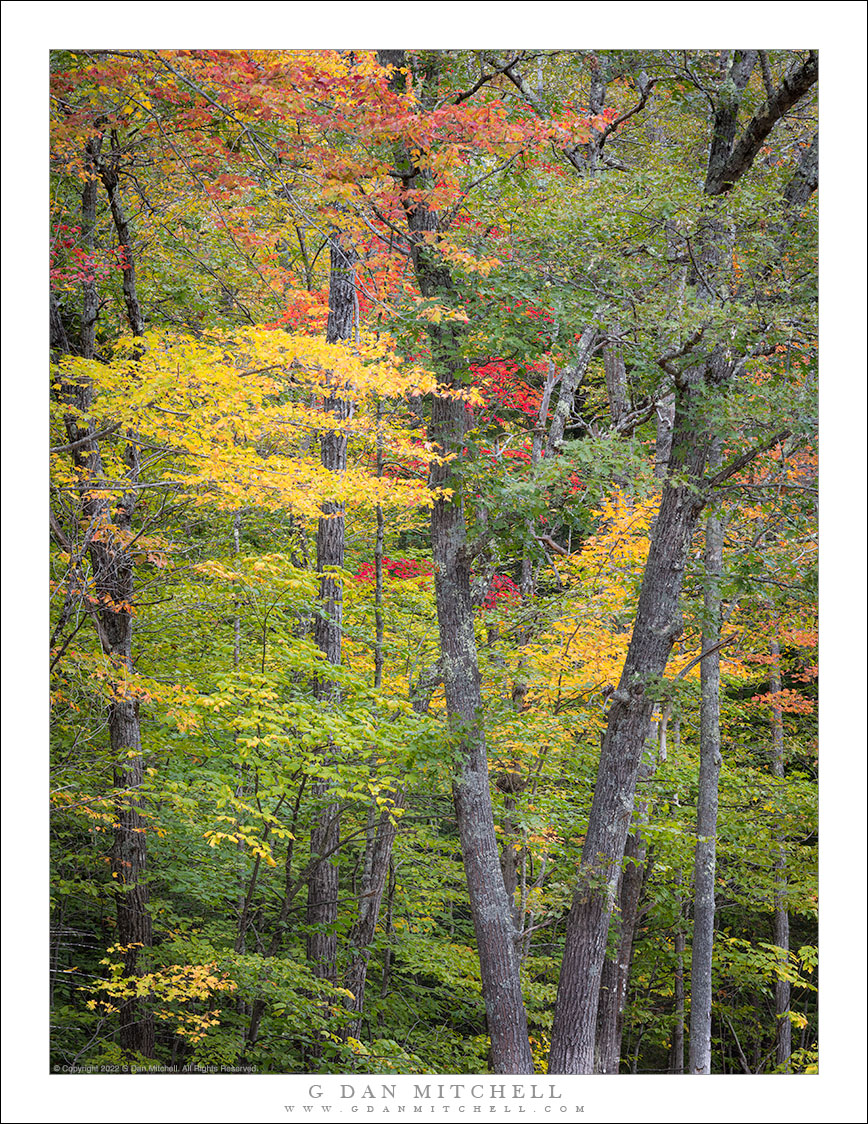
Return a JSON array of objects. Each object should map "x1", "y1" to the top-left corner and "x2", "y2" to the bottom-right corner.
[
  {"x1": 770, "y1": 637, "x2": 792, "y2": 1070},
  {"x1": 96, "y1": 131, "x2": 145, "y2": 336},
  {"x1": 671, "y1": 873, "x2": 686, "y2": 1074},
  {"x1": 343, "y1": 794, "x2": 404, "y2": 1036},
  {"x1": 545, "y1": 327, "x2": 597, "y2": 455},
  {"x1": 594, "y1": 818, "x2": 649, "y2": 1074},
  {"x1": 429, "y1": 394, "x2": 532, "y2": 1071},
  {"x1": 55, "y1": 139, "x2": 153, "y2": 1057},
  {"x1": 306, "y1": 234, "x2": 356, "y2": 985},
  {"x1": 689, "y1": 441, "x2": 725, "y2": 1074},
  {"x1": 342, "y1": 399, "x2": 412, "y2": 1032},
  {"x1": 379, "y1": 48, "x2": 533, "y2": 1073}
]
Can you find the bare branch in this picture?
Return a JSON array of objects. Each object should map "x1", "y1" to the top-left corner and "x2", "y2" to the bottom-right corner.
[
  {"x1": 674, "y1": 633, "x2": 739, "y2": 681},
  {"x1": 453, "y1": 53, "x2": 526, "y2": 105}
]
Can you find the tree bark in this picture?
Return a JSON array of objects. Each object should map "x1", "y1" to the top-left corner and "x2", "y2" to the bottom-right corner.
[
  {"x1": 430, "y1": 392, "x2": 532, "y2": 1072},
  {"x1": 54, "y1": 138, "x2": 153, "y2": 1057},
  {"x1": 96, "y1": 131, "x2": 146, "y2": 336},
  {"x1": 670, "y1": 874, "x2": 686, "y2": 1074},
  {"x1": 770, "y1": 638, "x2": 792, "y2": 1070},
  {"x1": 705, "y1": 52, "x2": 818, "y2": 196},
  {"x1": 688, "y1": 441, "x2": 725, "y2": 1075},
  {"x1": 549, "y1": 358, "x2": 719, "y2": 1073},
  {"x1": 306, "y1": 235, "x2": 356, "y2": 986},
  {"x1": 378, "y1": 48, "x2": 533, "y2": 1073},
  {"x1": 594, "y1": 806, "x2": 650, "y2": 1074},
  {"x1": 343, "y1": 794, "x2": 404, "y2": 1037},
  {"x1": 548, "y1": 48, "x2": 817, "y2": 1075},
  {"x1": 545, "y1": 328, "x2": 597, "y2": 455},
  {"x1": 603, "y1": 334, "x2": 629, "y2": 428}
]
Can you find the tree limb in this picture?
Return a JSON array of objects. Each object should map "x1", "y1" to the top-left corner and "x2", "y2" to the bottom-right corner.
[
  {"x1": 705, "y1": 429, "x2": 791, "y2": 489},
  {"x1": 706, "y1": 52, "x2": 818, "y2": 196}
]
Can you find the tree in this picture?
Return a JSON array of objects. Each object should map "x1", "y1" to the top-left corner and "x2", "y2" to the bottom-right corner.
[{"x1": 548, "y1": 49, "x2": 817, "y2": 1073}]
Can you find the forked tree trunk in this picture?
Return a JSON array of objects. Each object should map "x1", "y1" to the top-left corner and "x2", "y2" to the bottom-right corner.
[
  {"x1": 548, "y1": 49, "x2": 817, "y2": 1075},
  {"x1": 548, "y1": 357, "x2": 723, "y2": 1074}
]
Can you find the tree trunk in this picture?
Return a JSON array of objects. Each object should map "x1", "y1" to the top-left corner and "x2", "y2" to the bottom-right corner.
[
  {"x1": 671, "y1": 874, "x2": 686, "y2": 1074},
  {"x1": 343, "y1": 794, "x2": 404, "y2": 1037},
  {"x1": 594, "y1": 811, "x2": 649, "y2": 1074},
  {"x1": 688, "y1": 442, "x2": 725, "y2": 1075},
  {"x1": 603, "y1": 334, "x2": 629, "y2": 428},
  {"x1": 379, "y1": 48, "x2": 533, "y2": 1073},
  {"x1": 654, "y1": 395, "x2": 676, "y2": 479},
  {"x1": 545, "y1": 328, "x2": 597, "y2": 455},
  {"x1": 96, "y1": 132, "x2": 146, "y2": 336},
  {"x1": 429, "y1": 392, "x2": 532, "y2": 1071},
  {"x1": 770, "y1": 637, "x2": 792, "y2": 1070},
  {"x1": 54, "y1": 139, "x2": 153, "y2": 1057},
  {"x1": 306, "y1": 235, "x2": 356, "y2": 985},
  {"x1": 548, "y1": 49, "x2": 818, "y2": 1075},
  {"x1": 548, "y1": 358, "x2": 721, "y2": 1074}
]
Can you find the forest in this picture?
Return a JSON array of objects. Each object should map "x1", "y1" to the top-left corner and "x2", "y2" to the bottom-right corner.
[{"x1": 48, "y1": 47, "x2": 819, "y2": 1079}]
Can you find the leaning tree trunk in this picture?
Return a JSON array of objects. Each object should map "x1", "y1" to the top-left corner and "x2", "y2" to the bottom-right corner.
[
  {"x1": 430, "y1": 389, "x2": 533, "y2": 1073},
  {"x1": 548, "y1": 48, "x2": 817, "y2": 1076},
  {"x1": 594, "y1": 802, "x2": 650, "y2": 1074},
  {"x1": 548, "y1": 357, "x2": 721, "y2": 1074},
  {"x1": 343, "y1": 792, "x2": 404, "y2": 1037},
  {"x1": 306, "y1": 235, "x2": 356, "y2": 986},
  {"x1": 689, "y1": 441, "x2": 725, "y2": 1075}
]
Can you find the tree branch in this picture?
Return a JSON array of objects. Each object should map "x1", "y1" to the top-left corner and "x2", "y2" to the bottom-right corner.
[
  {"x1": 705, "y1": 430, "x2": 791, "y2": 489},
  {"x1": 453, "y1": 53, "x2": 526, "y2": 105},
  {"x1": 706, "y1": 52, "x2": 818, "y2": 196},
  {"x1": 674, "y1": 633, "x2": 739, "y2": 681},
  {"x1": 51, "y1": 422, "x2": 122, "y2": 455}
]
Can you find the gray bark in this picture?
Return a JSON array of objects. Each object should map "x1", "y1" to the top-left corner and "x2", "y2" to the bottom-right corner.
[
  {"x1": 306, "y1": 235, "x2": 356, "y2": 986},
  {"x1": 379, "y1": 48, "x2": 533, "y2": 1073},
  {"x1": 430, "y1": 392, "x2": 532, "y2": 1072},
  {"x1": 654, "y1": 395, "x2": 676, "y2": 480},
  {"x1": 705, "y1": 51, "x2": 818, "y2": 196},
  {"x1": 688, "y1": 441, "x2": 725, "y2": 1075},
  {"x1": 54, "y1": 141, "x2": 152, "y2": 1057},
  {"x1": 545, "y1": 327, "x2": 597, "y2": 455},
  {"x1": 96, "y1": 131, "x2": 146, "y2": 336},
  {"x1": 343, "y1": 792, "x2": 404, "y2": 1037},
  {"x1": 603, "y1": 335, "x2": 629, "y2": 428},
  {"x1": 548, "y1": 356, "x2": 726, "y2": 1074},
  {"x1": 594, "y1": 802, "x2": 650, "y2": 1074},
  {"x1": 548, "y1": 47, "x2": 816, "y2": 1075},
  {"x1": 670, "y1": 875, "x2": 686, "y2": 1074},
  {"x1": 770, "y1": 638, "x2": 792, "y2": 1070}
]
